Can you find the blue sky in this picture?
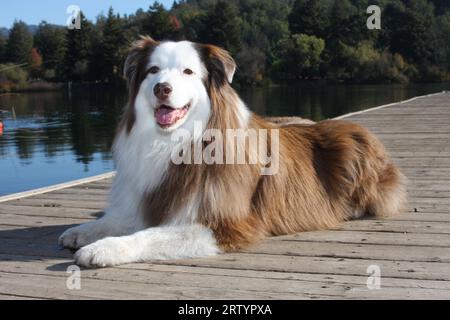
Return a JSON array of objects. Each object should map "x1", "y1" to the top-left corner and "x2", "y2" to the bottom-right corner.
[{"x1": 1, "y1": 0, "x2": 173, "y2": 28}]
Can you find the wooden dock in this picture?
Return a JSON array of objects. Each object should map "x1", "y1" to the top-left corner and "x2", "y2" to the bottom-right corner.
[{"x1": 1, "y1": 92, "x2": 450, "y2": 299}]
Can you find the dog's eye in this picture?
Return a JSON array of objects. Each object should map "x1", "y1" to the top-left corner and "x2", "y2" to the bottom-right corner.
[
  {"x1": 148, "y1": 66, "x2": 160, "y2": 74},
  {"x1": 183, "y1": 68, "x2": 194, "y2": 75}
]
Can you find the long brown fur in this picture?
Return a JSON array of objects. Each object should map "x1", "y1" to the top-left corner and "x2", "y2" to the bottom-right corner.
[
  {"x1": 120, "y1": 36, "x2": 159, "y2": 133},
  {"x1": 121, "y1": 37, "x2": 407, "y2": 253}
]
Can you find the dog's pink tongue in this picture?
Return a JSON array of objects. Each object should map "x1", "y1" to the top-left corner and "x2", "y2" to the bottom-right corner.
[{"x1": 155, "y1": 106, "x2": 185, "y2": 126}]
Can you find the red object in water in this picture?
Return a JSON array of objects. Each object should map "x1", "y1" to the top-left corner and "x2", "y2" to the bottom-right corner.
[{"x1": 0, "y1": 121, "x2": 3, "y2": 136}]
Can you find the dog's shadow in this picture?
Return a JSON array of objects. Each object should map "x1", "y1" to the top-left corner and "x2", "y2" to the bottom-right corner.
[{"x1": 0, "y1": 211, "x2": 103, "y2": 271}]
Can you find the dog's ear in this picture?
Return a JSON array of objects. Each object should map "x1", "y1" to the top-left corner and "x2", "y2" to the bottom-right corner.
[
  {"x1": 120, "y1": 36, "x2": 158, "y2": 134},
  {"x1": 123, "y1": 36, "x2": 159, "y2": 87},
  {"x1": 197, "y1": 44, "x2": 236, "y2": 86}
]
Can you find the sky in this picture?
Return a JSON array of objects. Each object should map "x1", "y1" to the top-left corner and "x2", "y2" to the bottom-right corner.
[{"x1": 1, "y1": 0, "x2": 173, "y2": 28}]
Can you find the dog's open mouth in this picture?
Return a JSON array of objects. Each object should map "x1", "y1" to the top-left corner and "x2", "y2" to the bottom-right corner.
[{"x1": 154, "y1": 102, "x2": 191, "y2": 128}]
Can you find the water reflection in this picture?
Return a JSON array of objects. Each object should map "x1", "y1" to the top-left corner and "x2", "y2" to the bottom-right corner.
[
  {"x1": 0, "y1": 85, "x2": 126, "y2": 195},
  {"x1": 0, "y1": 83, "x2": 449, "y2": 195},
  {"x1": 239, "y1": 83, "x2": 449, "y2": 120}
]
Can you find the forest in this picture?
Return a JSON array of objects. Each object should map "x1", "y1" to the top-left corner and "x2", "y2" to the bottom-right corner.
[{"x1": 0, "y1": 0, "x2": 449, "y2": 91}]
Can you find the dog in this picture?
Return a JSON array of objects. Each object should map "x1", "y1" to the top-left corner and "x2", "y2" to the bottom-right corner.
[{"x1": 59, "y1": 36, "x2": 406, "y2": 268}]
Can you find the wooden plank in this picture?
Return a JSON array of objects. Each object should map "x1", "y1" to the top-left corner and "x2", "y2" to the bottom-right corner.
[
  {"x1": 367, "y1": 109, "x2": 450, "y2": 115},
  {"x1": 246, "y1": 241, "x2": 450, "y2": 262},
  {"x1": 160, "y1": 253, "x2": 450, "y2": 281},
  {"x1": 0, "y1": 213, "x2": 87, "y2": 228},
  {"x1": 390, "y1": 213, "x2": 450, "y2": 223},
  {"x1": 5, "y1": 198, "x2": 106, "y2": 210},
  {"x1": 389, "y1": 151, "x2": 450, "y2": 158},
  {"x1": 0, "y1": 204, "x2": 99, "y2": 220},
  {"x1": 0, "y1": 293, "x2": 43, "y2": 300},
  {"x1": 406, "y1": 204, "x2": 450, "y2": 213},
  {"x1": 407, "y1": 198, "x2": 450, "y2": 206},
  {"x1": 407, "y1": 191, "x2": 450, "y2": 200},
  {"x1": 375, "y1": 133, "x2": 450, "y2": 139},
  {"x1": 407, "y1": 181, "x2": 450, "y2": 191},
  {"x1": 340, "y1": 220, "x2": 450, "y2": 234},
  {"x1": 274, "y1": 230, "x2": 450, "y2": 247},
  {"x1": 1, "y1": 255, "x2": 449, "y2": 299},
  {"x1": 0, "y1": 271, "x2": 302, "y2": 299},
  {"x1": 23, "y1": 193, "x2": 108, "y2": 202},
  {"x1": 120, "y1": 263, "x2": 450, "y2": 291},
  {"x1": 51, "y1": 188, "x2": 110, "y2": 196}
]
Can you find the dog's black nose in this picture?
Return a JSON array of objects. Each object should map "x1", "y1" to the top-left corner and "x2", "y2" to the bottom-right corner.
[{"x1": 154, "y1": 82, "x2": 172, "y2": 100}]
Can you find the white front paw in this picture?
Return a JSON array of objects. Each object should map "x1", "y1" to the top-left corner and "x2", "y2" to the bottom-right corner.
[{"x1": 74, "y1": 238, "x2": 128, "y2": 268}]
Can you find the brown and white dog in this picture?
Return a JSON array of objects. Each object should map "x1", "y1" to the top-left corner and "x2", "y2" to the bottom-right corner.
[{"x1": 59, "y1": 36, "x2": 406, "y2": 268}]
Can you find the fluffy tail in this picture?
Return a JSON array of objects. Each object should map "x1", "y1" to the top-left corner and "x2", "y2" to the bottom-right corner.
[{"x1": 367, "y1": 162, "x2": 407, "y2": 218}]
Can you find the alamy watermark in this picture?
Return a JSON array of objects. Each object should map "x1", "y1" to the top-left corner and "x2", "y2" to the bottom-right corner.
[
  {"x1": 366, "y1": 265, "x2": 381, "y2": 290},
  {"x1": 367, "y1": 5, "x2": 381, "y2": 30},
  {"x1": 66, "y1": 5, "x2": 81, "y2": 30},
  {"x1": 146, "y1": 121, "x2": 280, "y2": 175},
  {"x1": 66, "y1": 265, "x2": 81, "y2": 290}
]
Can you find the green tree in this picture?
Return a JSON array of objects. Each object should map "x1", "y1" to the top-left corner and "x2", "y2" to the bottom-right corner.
[
  {"x1": 236, "y1": 44, "x2": 267, "y2": 84},
  {"x1": 382, "y1": 0, "x2": 435, "y2": 66},
  {"x1": 197, "y1": 1, "x2": 243, "y2": 54},
  {"x1": 273, "y1": 33, "x2": 325, "y2": 80},
  {"x1": 236, "y1": 0, "x2": 290, "y2": 83},
  {"x1": 5, "y1": 21, "x2": 33, "y2": 64},
  {"x1": 288, "y1": 0, "x2": 330, "y2": 37},
  {"x1": 324, "y1": 0, "x2": 377, "y2": 77},
  {"x1": 61, "y1": 12, "x2": 94, "y2": 81},
  {"x1": 141, "y1": 2, "x2": 179, "y2": 39},
  {"x1": 0, "y1": 36, "x2": 6, "y2": 63},
  {"x1": 435, "y1": 12, "x2": 450, "y2": 70},
  {"x1": 333, "y1": 41, "x2": 414, "y2": 83},
  {"x1": 328, "y1": 0, "x2": 368, "y2": 46},
  {"x1": 0, "y1": 63, "x2": 29, "y2": 91},
  {"x1": 430, "y1": 0, "x2": 450, "y2": 15},
  {"x1": 91, "y1": 8, "x2": 128, "y2": 82},
  {"x1": 34, "y1": 22, "x2": 66, "y2": 70}
]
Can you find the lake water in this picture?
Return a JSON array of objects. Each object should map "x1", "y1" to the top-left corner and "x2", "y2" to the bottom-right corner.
[{"x1": 0, "y1": 83, "x2": 449, "y2": 196}]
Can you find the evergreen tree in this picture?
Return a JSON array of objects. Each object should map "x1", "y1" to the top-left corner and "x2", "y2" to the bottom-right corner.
[
  {"x1": 435, "y1": 12, "x2": 450, "y2": 70},
  {"x1": 5, "y1": 21, "x2": 33, "y2": 64},
  {"x1": 0, "y1": 36, "x2": 6, "y2": 63},
  {"x1": 34, "y1": 22, "x2": 66, "y2": 70},
  {"x1": 430, "y1": 0, "x2": 450, "y2": 15},
  {"x1": 197, "y1": 1, "x2": 243, "y2": 54},
  {"x1": 61, "y1": 12, "x2": 94, "y2": 81},
  {"x1": 383, "y1": 0, "x2": 436, "y2": 66},
  {"x1": 328, "y1": 0, "x2": 359, "y2": 44},
  {"x1": 141, "y1": 2, "x2": 178, "y2": 40},
  {"x1": 288, "y1": 0, "x2": 330, "y2": 37},
  {"x1": 97, "y1": 8, "x2": 127, "y2": 82}
]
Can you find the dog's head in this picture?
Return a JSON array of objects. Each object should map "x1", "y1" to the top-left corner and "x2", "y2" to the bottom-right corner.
[{"x1": 122, "y1": 36, "x2": 237, "y2": 135}]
